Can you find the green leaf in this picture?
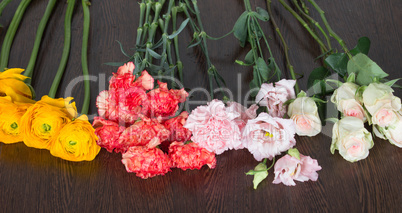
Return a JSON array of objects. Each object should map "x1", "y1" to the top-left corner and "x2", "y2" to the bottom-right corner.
[
  {"x1": 253, "y1": 7, "x2": 269, "y2": 21},
  {"x1": 235, "y1": 60, "x2": 252, "y2": 66},
  {"x1": 383, "y1": 78, "x2": 401, "y2": 87},
  {"x1": 287, "y1": 148, "x2": 300, "y2": 160},
  {"x1": 350, "y1": 37, "x2": 370, "y2": 56},
  {"x1": 307, "y1": 66, "x2": 330, "y2": 90},
  {"x1": 167, "y1": 18, "x2": 189, "y2": 39},
  {"x1": 249, "y1": 72, "x2": 259, "y2": 97},
  {"x1": 104, "y1": 61, "x2": 125, "y2": 66},
  {"x1": 255, "y1": 57, "x2": 269, "y2": 81},
  {"x1": 324, "y1": 53, "x2": 348, "y2": 77},
  {"x1": 314, "y1": 48, "x2": 334, "y2": 61},
  {"x1": 267, "y1": 57, "x2": 281, "y2": 81},
  {"x1": 233, "y1": 11, "x2": 249, "y2": 47},
  {"x1": 146, "y1": 48, "x2": 162, "y2": 59},
  {"x1": 246, "y1": 161, "x2": 268, "y2": 189},
  {"x1": 244, "y1": 50, "x2": 254, "y2": 64},
  {"x1": 187, "y1": 38, "x2": 202, "y2": 48},
  {"x1": 347, "y1": 53, "x2": 388, "y2": 85},
  {"x1": 346, "y1": 72, "x2": 356, "y2": 83},
  {"x1": 115, "y1": 40, "x2": 130, "y2": 57}
]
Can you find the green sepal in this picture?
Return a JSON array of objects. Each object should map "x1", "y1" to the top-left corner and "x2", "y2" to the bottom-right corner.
[
  {"x1": 287, "y1": 148, "x2": 300, "y2": 160},
  {"x1": 297, "y1": 90, "x2": 307, "y2": 98}
]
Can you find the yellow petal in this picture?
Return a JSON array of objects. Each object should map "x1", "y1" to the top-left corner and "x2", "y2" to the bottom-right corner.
[{"x1": 50, "y1": 115, "x2": 100, "y2": 161}]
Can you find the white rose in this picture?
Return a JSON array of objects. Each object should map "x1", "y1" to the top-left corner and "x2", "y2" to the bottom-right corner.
[
  {"x1": 288, "y1": 97, "x2": 321, "y2": 136},
  {"x1": 331, "y1": 116, "x2": 374, "y2": 162},
  {"x1": 374, "y1": 111, "x2": 402, "y2": 148},
  {"x1": 331, "y1": 82, "x2": 366, "y2": 121},
  {"x1": 363, "y1": 83, "x2": 401, "y2": 127},
  {"x1": 331, "y1": 82, "x2": 359, "y2": 103}
]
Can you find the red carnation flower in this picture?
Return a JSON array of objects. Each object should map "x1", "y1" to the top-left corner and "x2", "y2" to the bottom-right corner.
[
  {"x1": 109, "y1": 62, "x2": 136, "y2": 90},
  {"x1": 117, "y1": 62, "x2": 135, "y2": 75},
  {"x1": 118, "y1": 116, "x2": 170, "y2": 152},
  {"x1": 168, "y1": 141, "x2": 216, "y2": 170},
  {"x1": 132, "y1": 70, "x2": 154, "y2": 90},
  {"x1": 92, "y1": 117, "x2": 126, "y2": 153},
  {"x1": 108, "y1": 86, "x2": 149, "y2": 124},
  {"x1": 122, "y1": 146, "x2": 172, "y2": 179},
  {"x1": 148, "y1": 81, "x2": 188, "y2": 118},
  {"x1": 163, "y1": 111, "x2": 192, "y2": 142}
]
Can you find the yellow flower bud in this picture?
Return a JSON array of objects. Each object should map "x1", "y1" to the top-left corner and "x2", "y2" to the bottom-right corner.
[
  {"x1": 0, "y1": 96, "x2": 33, "y2": 143},
  {"x1": 50, "y1": 115, "x2": 101, "y2": 161},
  {"x1": 20, "y1": 95, "x2": 77, "y2": 149},
  {"x1": 0, "y1": 68, "x2": 35, "y2": 103}
]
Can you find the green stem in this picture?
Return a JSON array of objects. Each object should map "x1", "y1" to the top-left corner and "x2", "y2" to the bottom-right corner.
[
  {"x1": 278, "y1": 0, "x2": 328, "y2": 53},
  {"x1": 307, "y1": 0, "x2": 351, "y2": 58},
  {"x1": 24, "y1": 0, "x2": 57, "y2": 83},
  {"x1": 267, "y1": 0, "x2": 299, "y2": 94},
  {"x1": 172, "y1": 6, "x2": 183, "y2": 83},
  {"x1": 135, "y1": 2, "x2": 146, "y2": 46},
  {"x1": 247, "y1": 18, "x2": 258, "y2": 63},
  {"x1": 81, "y1": 0, "x2": 90, "y2": 115},
  {"x1": 267, "y1": 157, "x2": 276, "y2": 170},
  {"x1": 0, "y1": 0, "x2": 31, "y2": 72},
  {"x1": 48, "y1": 0, "x2": 75, "y2": 98},
  {"x1": 251, "y1": 19, "x2": 264, "y2": 59},
  {"x1": 292, "y1": 0, "x2": 332, "y2": 51},
  {"x1": 244, "y1": 0, "x2": 252, "y2": 11},
  {"x1": 0, "y1": 0, "x2": 13, "y2": 16}
]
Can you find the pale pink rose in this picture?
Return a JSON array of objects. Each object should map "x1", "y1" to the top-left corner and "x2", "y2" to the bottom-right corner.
[
  {"x1": 363, "y1": 83, "x2": 401, "y2": 127},
  {"x1": 374, "y1": 111, "x2": 402, "y2": 148},
  {"x1": 184, "y1": 99, "x2": 243, "y2": 154},
  {"x1": 372, "y1": 107, "x2": 397, "y2": 127},
  {"x1": 331, "y1": 117, "x2": 374, "y2": 162},
  {"x1": 226, "y1": 101, "x2": 258, "y2": 131},
  {"x1": 117, "y1": 62, "x2": 135, "y2": 75},
  {"x1": 288, "y1": 97, "x2": 321, "y2": 136},
  {"x1": 242, "y1": 112, "x2": 296, "y2": 161},
  {"x1": 339, "y1": 99, "x2": 365, "y2": 121},
  {"x1": 272, "y1": 154, "x2": 321, "y2": 186},
  {"x1": 256, "y1": 79, "x2": 296, "y2": 118},
  {"x1": 331, "y1": 82, "x2": 366, "y2": 122}
]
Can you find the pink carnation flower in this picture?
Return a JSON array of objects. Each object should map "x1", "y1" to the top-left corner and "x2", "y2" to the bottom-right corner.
[
  {"x1": 184, "y1": 99, "x2": 243, "y2": 154},
  {"x1": 256, "y1": 79, "x2": 296, "y2": 117},
  {"x1": 122, "y1": 146, "x2": 172, "y2": 179},
  {"x1": 168, "y1": 141, "x2": 216, "y2": 170},
  {"x1": 92, "y1": 117, "x2": 126, "y2": 153},
  {"x1": 226, "y1": 101, "x2": 258, "y2": 132},
  {"x1": 147, "y1": 81, "x2": 188, "y2": 118},
  {"x1": 242, "y1": 112, "x2": 296, "y2": 161},
  {"x1": 272, "y1": 154, "x2": 322, "y2": 186}
]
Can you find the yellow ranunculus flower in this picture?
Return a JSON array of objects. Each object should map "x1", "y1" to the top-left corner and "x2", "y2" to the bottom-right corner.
[
  {"x1": 50, "y1": 115, "x2": 101, "y2": 162},
  {"x1": 0, "y1": 96, "x2": 33, "y2": 143},
  {"x1": 20, "y1": 95, "x2": 77, "y2": 149},
  {"x1": 0, "y1": 68, "x2": 35, "y2": 103}
]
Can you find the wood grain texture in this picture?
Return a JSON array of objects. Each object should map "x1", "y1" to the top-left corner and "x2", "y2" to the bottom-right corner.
[{"x1": 0, "y1": 0, "x2": 401, "y2": 212}]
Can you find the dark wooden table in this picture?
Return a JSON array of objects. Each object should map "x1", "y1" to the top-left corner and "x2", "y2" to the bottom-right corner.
[{"x1": 0, "y1": 0, "x2": 401, "y2": 212}]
